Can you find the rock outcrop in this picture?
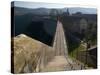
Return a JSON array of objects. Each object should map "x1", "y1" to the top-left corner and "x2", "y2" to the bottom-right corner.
[{"x1": 12, "y1": 34, "x2": 54, "y2": 73}]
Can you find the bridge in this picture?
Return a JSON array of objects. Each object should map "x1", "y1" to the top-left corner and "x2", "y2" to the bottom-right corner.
[
  {"x1": 13, "y1": 19, "x2": 88, "y2": 73},
  {"x1": 34, "y1": 20, "x2": 86, "y2": 72}
]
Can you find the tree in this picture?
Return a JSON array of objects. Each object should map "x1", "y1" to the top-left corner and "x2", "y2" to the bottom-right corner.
[
  {"x1": 75, "y1": 12, "x2": 82, "y2": 16},
  {"x1": 49, "y1": 9, "x2": 58, "y2": 20},
  {"x1": 84, "y1": 23, "x2": 94, "y2": 65}
]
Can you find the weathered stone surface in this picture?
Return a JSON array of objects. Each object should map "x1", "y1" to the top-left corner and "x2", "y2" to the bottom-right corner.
[{"x1": 12, "y1": 34, "x2": 52, "y2": 73}]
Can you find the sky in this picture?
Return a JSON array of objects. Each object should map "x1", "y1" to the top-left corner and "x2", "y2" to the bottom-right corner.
[
  {"x1": 14, "y1": 1, "x2": 69, "y2": 8},
  {"x1": 13, "y1": 1, "x2": 97, "y2": 14}
]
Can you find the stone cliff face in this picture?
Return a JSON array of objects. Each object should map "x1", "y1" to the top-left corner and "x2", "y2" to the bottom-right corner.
[{"x1": 12, "y1": 34, "x2": 54, "y2": 73}]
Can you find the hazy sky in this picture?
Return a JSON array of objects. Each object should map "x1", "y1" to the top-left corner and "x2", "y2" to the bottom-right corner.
[
  {"x1": 13, "y1": 1, "x2": 97, "y2": 14},
  {"x1": 14, "y1": 1, "x2": 69, "y2": 8}
]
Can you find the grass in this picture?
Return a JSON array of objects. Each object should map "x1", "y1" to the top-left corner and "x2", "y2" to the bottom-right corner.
[{"x1": 69, "y1": 44, "x2": 86, "y2": 58}]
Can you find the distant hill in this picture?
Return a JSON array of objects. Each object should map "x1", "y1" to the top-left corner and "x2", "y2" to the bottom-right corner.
[
  {"x1": 12, "y1": 6, "x2": 97, "y2": 16},
  {"x1": 66, "y1": 7, "x2": 97, "y2": 14},
  {"x1": 13, "y1": 7, "x2": 51, "y2": 16}
]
